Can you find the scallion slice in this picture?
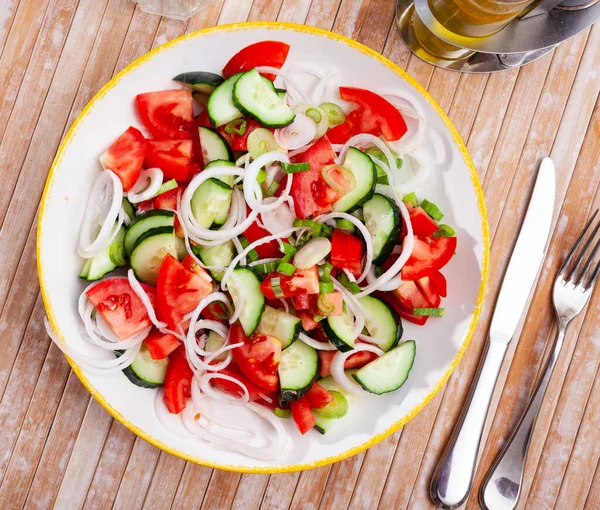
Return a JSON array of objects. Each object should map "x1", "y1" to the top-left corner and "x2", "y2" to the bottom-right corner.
[
  {"x1": 421, "y1": 199, "x2": 444, "y2": 221},
  {"x1": 319, "y1": 281, "x2": 334, "y2": 293},
  {"x1": 254, "y1": 261, "x2": 278, "y2": 274},
  {"x1": 293, "y1": 219, "x2": 323, "y2": 234},
  {"x1": 433, "y1": 224, "x2": 456, "y2": 238},
  {"x1": 273, "y1": 408, "x2": 291, "y2": 418},
  {"x1": 277, "y1": 262, "x2": 296, "y2": 276},
  {"x1": 335, "y1": 218, "x2": 355, "y2": 234},
  {"x1": 271, "y1": 276, "x2": 284, "y2": 298},
  {"x1": 281, "y1": 242, "x2": 297, "y2": 255},
  {"x1": 317, "y1": 293, "x2": 335, "y2": 314},
  {"x1": 257, "y1": 169, "x2": 267, "y2": 184},
  {"x1": 403, "y1": 192, "x2": 418, "y2": 207},
  {"x1": 109, "y1": 242, "x2": 126, "y2": 266},
  {"x1": 413, "y1": 307, "x2": 445, "y2": 317},
  {"x1": 265, "y1": 181, "x2": 280, "y2": 197},
  {"x1": 224, "y1": 118, "x2": 247, "y2": 135},
  {"x1": 153, "y1": 179, "x2": 178, "y2": 198},
  {"x1": 319, "y1": 102, "x2": 346, "y2": 127},
  {"x1": 281, "y1": 162, "x2": 310, "y2": 174},
  {"x1": 306, "y1": 107, "x2": 323, "y2": 124},
  {"x1": 247, "y1": 128, "x2": 278, "y2": 159}
]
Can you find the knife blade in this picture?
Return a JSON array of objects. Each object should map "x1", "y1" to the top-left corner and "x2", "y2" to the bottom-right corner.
[
  {"x1": 490, "y1": 157, "x2": 556, "y2": 343},
  {"x1": 430, "y1": 157, "x2": 556, "y2": 509}
]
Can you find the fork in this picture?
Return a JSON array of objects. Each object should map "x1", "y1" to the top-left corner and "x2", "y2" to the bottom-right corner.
[{"x1": 479, "y1": 209, "x2": 600, "y2": 510}]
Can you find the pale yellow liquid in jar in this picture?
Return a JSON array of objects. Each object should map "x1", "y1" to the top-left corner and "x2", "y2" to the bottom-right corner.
[{"x1": 428, "y1": 0, "x2": 535, "y2": 37}]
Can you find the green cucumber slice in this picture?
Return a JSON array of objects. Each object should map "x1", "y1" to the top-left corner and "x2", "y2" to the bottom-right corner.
[
  {"x1": 227, "y1": 268, "x2": 265, "y2": 336},
  {"x1": 359, "y1": 295, "x2": 402, "y2": 352},
  {"x1": 174, "y1": 71, "x2": 224, "y2": 94},
  {"x1": 130, "y1": 226, "x2": 179, "y2": 285},
  {"x1": 207, "y1": 73, "x2": 243, "y2": 127},
  {"x1": 322, "y1": 306, "x2": 355, "y2": 352},
  {"x1": 333, "y1": 147, "x2": 376, "y2": 213},
  {"x1": 256, "y1": 306, "x2": 301, "y2": 349},
  {"x1": 363, "y1": 193, "x2": 401, "y2": 265},
  {"x1": 121, "y1": 343, "x2": 169, "y2": 388},
  {"x1": 195, "y1": 240, "x2": 234, "y2": 281},
  {"x1": 198, "y1": 126, "x2": 234, "y2": 164},
  {"x1": 124, "y1": 210, "x2": 175, "y2": 256},
  {"x1": 278, "y1": 339, "x2": 318, "y2": 402}
]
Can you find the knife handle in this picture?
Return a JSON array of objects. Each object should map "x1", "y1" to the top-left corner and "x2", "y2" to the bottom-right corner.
[{"x1": 430, "y1": 338, "x2": 508, "y2": 509}]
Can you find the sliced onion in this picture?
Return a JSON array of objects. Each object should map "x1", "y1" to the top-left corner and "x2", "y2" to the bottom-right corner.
[
  {"x1": 288, "y1": 142, "x2": 315, "y2": 158},
  {"x1": 127, "y1": 269, "x2": 168, "y2": 330},
  {"x1": 255, "y1": 65, "x2": 311, "y2": 104},
  {"x1": 382, "y1": 93, "x2": 426, "y2": 151},
  {"x1": 299, "y1": 332, "x2": 337, "y2": 351},
  {"x1": 292, "y1": 104, "x2": 329, "y2": 140},
  {"x1": 330, "y1": 343, "x2": 384, "y2": 396},
  {"x1": 321, "y1": 164, "x2": 356, "y2": 194},
  {"x1": 395, "y1": 150, "x2": 431, "y2": 193},
  {"x1": 275, "y1": 114, "x2": 316, "y2": 150},
  {"x1": 127, "y1": 168, "x2": 163, "y2": 203},
  {"x1": 243, "y1": 151, "x2": 292, "y2": 214},
  {"x1": 78, "y1": 170, "x2": 123, "y2": 258},
  {"x1": 197, "y1": 372, "x2": 249, "y2": 405},
  {"x1": 260, "y1": 202, "x2": 295, "y2": 235}
]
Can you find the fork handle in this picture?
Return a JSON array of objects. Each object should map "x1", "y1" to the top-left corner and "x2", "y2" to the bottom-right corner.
[{"x1": 479, "y1": 323, "x2": 567, "y2": 510}]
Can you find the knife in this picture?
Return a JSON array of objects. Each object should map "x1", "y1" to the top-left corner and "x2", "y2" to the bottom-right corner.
[{"x1": 429, "y1": 158, "x2": 556, "y2": 509}]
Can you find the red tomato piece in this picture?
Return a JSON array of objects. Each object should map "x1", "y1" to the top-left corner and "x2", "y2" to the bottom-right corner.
[
  {"x1": 99, "y1": 126, "x2": 146, "y2": 192},
  {"x1": 222, "y1": 41, "x2": 290, "y2": 81},
  {"x1": 416, "y1": 276, "x2": 442, "y2": 308},
  {"x1": 308, "y1": 291, "x2": 343, "y2": 316},
  {"x1": 318, "y1": 350, "x2": 379, "y2": 378},
  {"x1": 296, "y1": 310, "x2": 321, "y2": 332},
  {"x1": 163, "y1": 346, "x2": 193, "y2": 414},
  {"x1": 429, "y1": 270, "x2": 447, "y2": 298},
  {"x1": 86, "y1": 278, "x2": 155, "y2": 340},
  {"x1": 153, "y1": 187, "x2": 179, "y2": 210},
  {"x1": 292, "y1": 293, "x2": 311, "y2": 311},
  {"x1": 401, "y1": 235, "x2": 457, "y2": 281},
  {"x1": 290, "y1": 397, "x2": 316, "y2": 435},
  {"x1": 325, "y1": 121, "x2": 353, "y2": 145},
  {"x1": 145, "y1": 330, "x2": 180, "y2": 360},
  {"x1": 410, "y1": 206, "x2": 440, "y2": 237},
  {"x1": 157, "y1": 254, "x2": 213, "y2": 329},
  {"x1": 211, "y1": 364, "x2": 275, "y2": 404},
  {"x1": 291, "y1": 266, "x2": 320, "y2": 295},
  {"x1": 330, "y1": 229, "x2": 364, "y2": 279},
  {"x1": 134, "y1": 199, "x2": 155, "y2": 215},
  {"x1": 305, "y1": 382, "x2": 334, "y2": 409},
  {"x1": 200, "y1": 300, "x2": 231, "y2": 322},
  {"x1": 289, "y1": 136, "x2": 337, "y2": 218},
  {"x1": 243, "y1": 215, "x2": 282, "y2": 258},
  {"x1": 230, "y1": 324, "x2": 282, "y2": 392},
  {"x1": 378, "y1": 281, "x2": 432, "y2": 326},
  {"x1": 145, "y1": 139, "x2": 194, "y2": 181},
  {"x1": 339, "y1": 87, "x2": 407, "y2": 141},
  {"x1": 261, "y1": 273, "x2": 305, "y2": 300},
  {"x1": 136, "y1": 90, "x2": 194, "y2": 140}
]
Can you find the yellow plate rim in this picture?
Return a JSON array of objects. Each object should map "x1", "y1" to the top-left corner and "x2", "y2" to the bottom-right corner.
[{"x1": 37, "y1": 21, "x2": 490, "y2": 474}]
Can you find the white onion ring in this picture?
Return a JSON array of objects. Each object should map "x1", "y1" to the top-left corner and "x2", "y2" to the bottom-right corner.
[
  {"x1": 197, "y1": 373, "x2": 249, "y2": 405},
  {"x1": 330, "y1": 343, "x2": 384, "y2": 396},
  {"x1": 78, "y1": 170, "x2": 123, "y2": 258},
  {"x1": 275, "y1": 113, "x2": 316, "y2": 150},
  {"x1": 299, "y1": 332, "x2": 337, "y2": 351},
  {"x1": 243, "y1": 151, "x2": 292, "y2": 214},
  {"x1": 127, "y1": 269, "x2": 168, "y2": 330},
  {"x1": 127, "y1": 167, "x2": 163, "y2": 203},
  {"x1": 260, "y1": 202, "x2": 295, "y2": 235},
  {"x1": 255, "y1": 65, "x2": 311, "y2": 104},
  {"x1": 382, "y1": 93, "x2": 426, "y2": 152}
]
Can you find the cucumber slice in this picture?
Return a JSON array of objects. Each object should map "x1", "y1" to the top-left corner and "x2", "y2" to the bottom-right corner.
[
  {"x1": 312, "y1": 370, "x2": 357, "y2": 434},
  {"x1": 333, "y1": 147, "x2": 376, "y2": 213},
  {"x1": 322, "y1": 306, "x2": 355, "y2": 352},
  {"x1": 196, "y1": 240, "x2": 234, "y2": 281},
  {"x1": 227, "y1": 268, "x2": 265, "y2": 336},
  {"x1": 314, "y1": 390, "x2": 348, "y2": 419},
  {"x1": 359, "y1": 295, "x2": 402, "y2": 352},
  {"x1": 79, "y1": 225, "x2": 126, "y2": 281},
  {"x1": 130, "y1": 226, "x2": 180, "y2": 285},
  {"x1": 198, "y1": 126, "x2": 234, "y2": 164},
  {"x1": 205, "y1": 331, "x2": 226, "y2": 361},
  {"x1": 207, "y1": 73, "x2": 243, "y2": 127},
  {"x1": 121, "y1": 197, "x2": 135, "y2": 223},
  {"x1": 275, "y1": 88, "x2": 287, "y2": 99},
  {"x1": 174, "y1": 71, "x2": 224, "y2": 94},
  {"x1": 232, "y1": 69, "x2": 295, "y2": 128},
  {"x1": 124, "y1": 210, "x2": 175, "y2": 256},
  {"x1": 363, "y1": 193, "x2": 401, "y2": 265},
  {"x1": 202, "y1": 160, "x2": 235, "y2": 226},
  {"x1": 257, "y1": 306, "x2": 301, "y2": 349},
  {"x1": 352, "y1": 340, "x2": 416, "y2": 395},
  {"x1": 278, "y1": 339, "x2": 318, "y2": 402},
  {"x1": 121, "y1": 343, "x2": 169, "y2": 388},
  {"x1": 190, "y1": 178, "x2": 233, "y2": 228}
]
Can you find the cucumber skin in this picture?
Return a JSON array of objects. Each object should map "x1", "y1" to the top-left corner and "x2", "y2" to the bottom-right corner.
[
  {"x1": 173, "y1": 71, "x2": 224, "y2": 93},
  {"x1": 366, "y1": 194, "x2": 402, "y2": 265},
  {"x1": 131, "y1": 225, "x2": 175, "y2": 253},
  {"x1": 334, "y1": 148, "x2": 377, "y2": 214},
  {"x1": 321, "y1": 318, "x2": 354, "y2": 353},
  {"x1": 230, "y1": 267, "x2": 265, "y2": 336},
  {"x1": 198, "y1": 126, "x2": 234, "y2": 163},
  {"x1": 360, "y1": 295, "x2": 403, "y2": 352},
  {"x1": 115, "y1": 351, "x2": 163, "y2": 389},
  {"x1": 124, "y1": 210, "x2": 175, "y2": 255}
]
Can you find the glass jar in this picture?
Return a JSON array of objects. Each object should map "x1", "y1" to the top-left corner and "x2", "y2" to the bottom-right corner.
[{"x1": 134, "y1": 0, "x2": 217, "y2": 21}]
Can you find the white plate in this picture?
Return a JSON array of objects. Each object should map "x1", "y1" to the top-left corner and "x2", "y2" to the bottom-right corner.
[{"x1": 38, "y1": 22, "x2": 489, "y2": 473}]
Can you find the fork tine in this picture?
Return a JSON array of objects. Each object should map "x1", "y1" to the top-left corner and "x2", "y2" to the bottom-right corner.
[
  {"x1": 573, "y1": 211, "x2": 600, "y2": 284},
  {"x1": 560, "y1": 209, "x2": 599, "y2": 279},
  {"x1": 580, "y1": 223, "x2": 600, "y2": 288}
]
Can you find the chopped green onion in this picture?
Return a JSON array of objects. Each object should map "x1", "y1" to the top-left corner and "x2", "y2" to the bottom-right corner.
[
  {"x1": 339, "y1": 273, "x2": 361, "y2": 294},
  {"x1": 315, "y1": 390, "x2": 348, "y2": 419},
  {"x1": 313, "y1": 314, "x2": 324, "y2": 322},
  {"x1": 152, "y1": 179, "x2": 178, "y2": 198},
  {"x1": 421, "y1": 199, "x2": 444, "y2": 221},
  {"x1": 248, "y1": 249, "x2": 259, "y2": 262},
  {"x1": 319, "y1": 281, "x2": 334, "y2": 293},
  {"x1": 254, "y1": 261, "x2": 278, "y2": 274},
  {"x1": 396, "y1": 157, "x2": 403, "y2": 168},
  {"x1": 277, "y1": 262, "x2": 296, "y2": 276},
  {"x1": 208, "y1": 302, "x2": 231, "y2": 320},
  {"x1": 403, "y1": 192, "x2": 418, "y2": 207},
  {"x1": 413, "y1": 307, "x2": 445, "y2": 317},
  {"x1": 239, "y1": 236, "x2": 250, "y2": 250},
  {"x1": 265, "y1": 181, "x2": 280, "y2": 197},
  {"x1": 321, "y1": 224, "x2": 333, "y2": 238},
  {"x1": 248, "y1": 128, "x2": 278, "y2": 159},
  {"x1": 280, "y1": 254, "x2": 293, "y2": 264},
  {"x1": 281, "y1": 242, "x2": 297, "y2": 255},
  {"x1": 109, "y1": 242, "x2": 126, "y2": 266},
  {"x1": 224, "y1": 118, "x2": 247, "y2": 135},
  {"x1": 319, "y1": 262, "x2": 333, "y2": 282},
  {"x1": 271, "y1": 276, "x2": 284, "y2": 298},
  {"x1": 257, "y1": 169, "x2": 267, "y2": 184},
  {"x1": 306, "y1": 107, "x2": 323, "y2": 124},
  {"x1": 335, "y1": 218, "x2": 355, "y2": 234},
  {"x1": 319, "y1": 102, "x2": 346, "y2": 127},
  {"x1": 317, "y1": 293, "x2": 335, "y2": 314},
  {"x1": 433, "y1": 224, "x2": 456, "y2": 238},
  {"x1": 281, "y1": 162, "x2": 310, "y2": 174},
  {"x1": 293, "y1": 219, "x2": 323, "y2": 234},
  {"x1": 273, "y1": 407, "x2": 291, "y2": 418}
]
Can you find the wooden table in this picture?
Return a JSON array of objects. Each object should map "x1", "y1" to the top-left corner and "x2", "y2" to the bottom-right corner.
[{"x1": 1, "y1": 0, "x2": 599, "y2": 508}]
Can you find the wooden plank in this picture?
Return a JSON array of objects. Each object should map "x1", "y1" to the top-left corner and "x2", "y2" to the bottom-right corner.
[
  {"x1": 140, "y1": 453, "x2": 187, "y2": 509},
  {"x1": 248, "y1": 0, "x2": 284, "y2": 21},
  {"x1": 585, "y1": 463, "x2": 600, "y2": 510},
  {"x1": 170, "y1": 463, "x2": 212, "y2": 510},
  {"x1": 231, "y1": 475, "x2": 269, "y2": 510},
  {"x1": 200, "y1": 469, "x2": 242, "y2": 510},
  {"x1": 0, "y1": 0, "x2": 21, "y2": 57}
]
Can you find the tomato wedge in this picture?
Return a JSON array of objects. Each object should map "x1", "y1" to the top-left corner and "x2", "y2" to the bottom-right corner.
[
  {"x1": 211, "y1": 364, "x2": 276, "y2": 405},
  {"x1": 157, "y1": 254, "x2": 213, "y2": 329},
  {"x1": 339, "y1": 87, "x2": 407, "y2": 141},
  {"x1": 305, "y1": 382, "x2": 334, "y2": 409},
  {"x1": 296, "y1": 310, "x2": 321, "y2": 331},
  {"x1": 401, "y1": 235, "x2": 457, "y2": 280},
  {"x1": 416, "y1": 276, "x2": 442, "y2": 308},
  {"x1": 330, "y1": 229, "x2": 364, "y2": 279},
  {"x1": 163, "y1": 346, "x2": 193, "y2": 414},
  {"x1": 290, "y1": 397, "x2": 316, "y2": 435},
  {"x1": 243, "y1": 215, "x2": 282, "y2": 258},
  {"x1": 289, "y1": 136, "x2": 337, "y2": 218},
  {"x1": 377, "y1": 281, "x2": 433, "y2": 326},
  {"x1": 318, "y1": 350, "x2": 379, "y2": 378},
  {"x1": 325, "y1": 120, "x2": 353, "y2": 145},
  {"x1": 429, "y1": 270, "x2": 447, "y2": 298},
  {"x1": 136, "y1": 90, "x2": 194, "y2": 140},
  {"x1": 145, "y1": 330, "x2": 180, "y2": 360},
  {"x1": 99, "y1": 126, "x2": 146, "y2": 192},
  {"x1": 222, "y1": 41, "x2": 290, "y2": 82},
  {"x1": 409, "y1": 206, "x2": 440, "y2": 237},
  {"x1": 230, "y1": 324, "x2": 282, "y2": 392},
  {"x1": 145, "y1": 139, "x2": 195, "y2": 181},
  {"x1": 86, "y1": 278, "x2": 156, "y2": 340}
]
